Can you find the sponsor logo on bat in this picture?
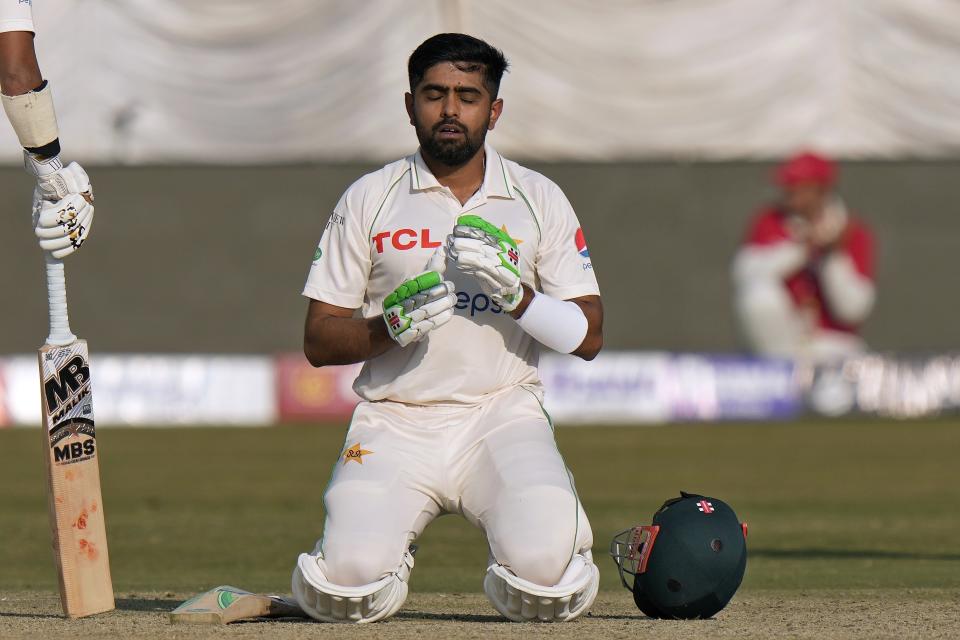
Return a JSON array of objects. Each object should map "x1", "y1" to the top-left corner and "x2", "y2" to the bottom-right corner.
[
  {"x1": 48, "y1": 418, "x2": 97, "y2": 465},
  {"x1": 44, "y1": 355, "x2": 92, "y2": 422}
]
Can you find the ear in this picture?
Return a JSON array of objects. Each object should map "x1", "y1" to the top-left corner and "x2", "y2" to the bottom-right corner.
[
  {"x1": 488, "y1": 98, "x2": 504, "y2": 131},
  {"x1": 405, "y1": 92, "x2": 415, "y2": 126}
]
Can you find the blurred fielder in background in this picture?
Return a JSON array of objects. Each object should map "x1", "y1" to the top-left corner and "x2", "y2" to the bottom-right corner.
[
  {"x1": 732, "y1": 151, "x2": 876, "y2": 362},
  {"x1": 1, "y1": 1, "x2": 93, "y2": 257},
  {"x1": 293, "y1": 33, "x2": 603, "y2": 623}
]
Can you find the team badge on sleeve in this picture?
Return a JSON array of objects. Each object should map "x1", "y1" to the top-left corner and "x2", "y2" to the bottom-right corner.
[{"x1": 575, "y1": 228, "x2": 590, "y2": 258}]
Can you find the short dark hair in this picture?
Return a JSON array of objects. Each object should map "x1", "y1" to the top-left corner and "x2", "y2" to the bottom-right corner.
[{"x1": 408, "y1": 33, "x2": 509, "y2": 99}]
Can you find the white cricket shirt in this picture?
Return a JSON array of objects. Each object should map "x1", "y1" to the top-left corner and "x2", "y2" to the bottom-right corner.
[
  {"x1": 303, "y1": 145, "x2": 600, "y2": 405},
  {"x1": 0, "y1": 1, "x2": 33, "y2": 34}
]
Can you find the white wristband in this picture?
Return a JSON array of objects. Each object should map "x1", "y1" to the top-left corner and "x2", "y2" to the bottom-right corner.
[
  {"x1": 515, "y1": 290, "x2": 588, "y2": 354},
  {"x1": 2, "y1": 81, "x2": 59, "y2": 149}
]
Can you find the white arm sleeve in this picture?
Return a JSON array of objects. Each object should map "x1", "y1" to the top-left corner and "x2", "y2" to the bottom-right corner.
[
  {"x1": 732, "y1": 242, "x2": 808, "y2": 286},
  {"x1": 819, "y1": 252, "x2": 876, "y2": 324},
  {"x1": 516, "y1": 290, "x2": 589, "y2": 354}
]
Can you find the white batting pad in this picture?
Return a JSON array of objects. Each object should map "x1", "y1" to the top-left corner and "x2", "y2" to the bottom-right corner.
[
  {"x1": 483, "y1": 551, "x2": 599, "y2": 622},
  {"x1": 291, "y1": 550, "x2": 413, "y2": 623}
]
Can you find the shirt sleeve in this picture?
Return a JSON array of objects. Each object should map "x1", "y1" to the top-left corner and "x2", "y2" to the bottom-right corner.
[
  {"x1": 746, "y1": 208, "x2": 792, "y2": 246},
  {"x1": 0, "y1": 1, "x2": 34, "y2": 33},
  {"x1": 301, "y1": 189, "x2": 371, "y2": 309},
  {"x1": 840, "y1": 220, "x2": 875, "y2": 280},
  {"x1": 534, "y1": 183, "x2": 601, "y2": 300}
]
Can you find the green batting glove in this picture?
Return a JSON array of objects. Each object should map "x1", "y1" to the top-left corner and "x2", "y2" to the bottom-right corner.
[
  {"x1": 446, "y1": 214, "x2": 523, "y2": 311},
  {"x1": 382, "y1": 270, "x2": 456, "y2": 347}
]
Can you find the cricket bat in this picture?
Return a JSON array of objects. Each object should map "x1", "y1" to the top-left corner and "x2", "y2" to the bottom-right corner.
[
  {"x1": 170, "y1": 586, "x2": 307, "y2": 625},
  {"x1": 38, "y1": 254, "x2": 114, "y2": 617}
]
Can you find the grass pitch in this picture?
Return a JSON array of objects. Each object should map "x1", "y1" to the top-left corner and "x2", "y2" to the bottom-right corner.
[{"x1": 1, "y1": 418, "x2": 959, "y2": 638}]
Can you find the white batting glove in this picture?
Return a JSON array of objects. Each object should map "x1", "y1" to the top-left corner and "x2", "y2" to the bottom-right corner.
[
  {"x1": 446, "y1": 214, "x2": 523, "y2": 312},
  {"x1": 24, "y1": 151, "x2": 94, "y2": 202},
  {"x1": 382, "y1": 248, "x2": 456, "y2": 347},
  {"x1": 33, "y1": 191, "x2": 95, "y2": 259}
]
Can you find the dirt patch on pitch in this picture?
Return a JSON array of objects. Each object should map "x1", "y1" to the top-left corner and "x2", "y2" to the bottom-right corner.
[{"x1": 0, "y1": 590, "x2": 957, "y2": 639}]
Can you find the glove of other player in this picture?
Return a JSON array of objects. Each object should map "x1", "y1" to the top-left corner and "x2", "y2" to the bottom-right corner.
[
  {"x1": 382, "y1": 249, "x2": 457, "y2": 347},
  {"x1": 33, "y1": 191, "x2": 94, "y2": 259},
  {"x1": 25, "y1": 152, "x2": 95, "y2": 258},
  {"x1": 446, "y1": 214, "x2": 523, "y2": 312},
  {"x1": 24, "y1": 151, "x2": 95, "y2": 202}
]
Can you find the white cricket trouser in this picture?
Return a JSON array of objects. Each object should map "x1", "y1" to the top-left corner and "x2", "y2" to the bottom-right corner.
[{"x1": 311, "y1": 385, "x2": 593, "y2": 589}]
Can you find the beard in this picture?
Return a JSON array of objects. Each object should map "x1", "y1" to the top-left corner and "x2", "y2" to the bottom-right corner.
[{"x1": 414, "y1": 115, "x2": 489, "y2": 167}]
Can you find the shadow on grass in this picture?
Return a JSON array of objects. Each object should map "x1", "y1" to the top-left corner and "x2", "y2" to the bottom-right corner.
[
  {"x1": 232, "y1": 617, "x2": 314, "y2": 626},
  {"x1": 398, "y1": 611, "x2": 666, "y2": 623},
  {"x1": 751, "y1": 548, "x2": 960, "y2": 562},
  {"x1": 0, "y1": 611, "x2": 62, "y2": 620},
  {"x1": 395, "y1": 611, "x2": 506, "y2": 623},
  {"x1": 116, "y1": 597, "x2": 181, "y2": 612},
  {"x1": 585, "y1": 613, "x2": 656, "y2": 621}
]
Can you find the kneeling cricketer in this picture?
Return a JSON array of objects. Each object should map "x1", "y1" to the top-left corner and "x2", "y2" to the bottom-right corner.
[{"x1": 294, "y1": 33, "x2": 604, "y2": 623}]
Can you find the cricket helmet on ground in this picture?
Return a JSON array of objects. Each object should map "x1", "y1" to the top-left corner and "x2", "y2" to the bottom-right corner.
[{"x1": 609, "y1": 492, "x2": 747, "y2": 619}]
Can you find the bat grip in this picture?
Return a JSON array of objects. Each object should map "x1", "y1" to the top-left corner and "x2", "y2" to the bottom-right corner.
[{"x1": 45, "y1": 253, "x2": 76, "y2": 346}]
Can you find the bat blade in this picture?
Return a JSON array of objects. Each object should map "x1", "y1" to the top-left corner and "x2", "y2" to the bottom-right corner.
[
  {"x1": 39, "y1": 339, "x2": 114, "y2": 618},
  {"x1": 169, "y1": 586, "x2": 307, "y2": 625}
]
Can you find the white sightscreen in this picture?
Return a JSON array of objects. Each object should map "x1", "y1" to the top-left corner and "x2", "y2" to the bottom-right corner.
[{"x1": 1, "y1": 0, "x2": 959, "y2": 163}]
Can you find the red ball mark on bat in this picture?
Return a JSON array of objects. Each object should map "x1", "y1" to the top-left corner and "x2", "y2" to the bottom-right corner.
[
  {"x1": 65, "y1": 470, "x2": 75, "y2": 481},
  {"x1": 78, "y1": 539, "x2": 98, "y2": 561},
  {"x1": 74, "y1": 509, "x2": 88, "y2": 530},
  {"x1": 90, "y1": 502, "x2": 98, "y2": 513}
]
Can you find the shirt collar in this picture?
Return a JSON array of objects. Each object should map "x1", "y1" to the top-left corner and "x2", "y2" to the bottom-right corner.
[{"x1": 409, "y1": 144, "x2": 516, "y2": 200}]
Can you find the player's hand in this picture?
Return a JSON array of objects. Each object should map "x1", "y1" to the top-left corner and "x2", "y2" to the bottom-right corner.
[
  {"x1": 33, "y1": 191, "x2": 94, "y2": 259},
  {"x1": 382, "y1": 248, "x2": 456, "y2": 347},
  {"x1": 809, "y1": 203, "x2": 848, "y2": 250},
  {"x1": 784, "y1": 214, "x2": 809, "y2": 243},
  {"x1": 446, "y1": 214, "x2": 523, "y2": 312}
]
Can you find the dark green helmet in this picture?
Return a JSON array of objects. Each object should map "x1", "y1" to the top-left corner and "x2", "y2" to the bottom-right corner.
[{"x1": 610, "y1": 492, "x2": 747, "y2": 619}]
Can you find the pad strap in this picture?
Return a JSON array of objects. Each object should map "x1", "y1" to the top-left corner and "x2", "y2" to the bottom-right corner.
[
  {"x1": 2, "y1": 80, "x2": 59, "y2": 150},
  {"x1": 515, "y1": 290, "x2": 588, "y2": 354}
]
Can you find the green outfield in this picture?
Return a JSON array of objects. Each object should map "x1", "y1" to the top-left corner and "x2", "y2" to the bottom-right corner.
[
  {"x1": 3, "y1": 419, "x2": 958, "y2": 593},
  {"x1": 1, "y1": 419, "x2": 959, "y2": 637}
]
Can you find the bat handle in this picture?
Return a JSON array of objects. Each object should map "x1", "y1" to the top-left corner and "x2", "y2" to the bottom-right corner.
[{"x1": 45, "y1": 253, "x2": 76, "y2": 346}]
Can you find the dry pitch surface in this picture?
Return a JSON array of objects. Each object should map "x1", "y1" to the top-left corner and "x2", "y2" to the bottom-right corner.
[{"x1": 1, "y1": 590, "x2": 958, "y2": 639}]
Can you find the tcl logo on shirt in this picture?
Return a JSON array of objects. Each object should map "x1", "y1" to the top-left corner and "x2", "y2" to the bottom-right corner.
[{"x1": 372, "y1": 228, "x2": 443, "y2": 254}]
